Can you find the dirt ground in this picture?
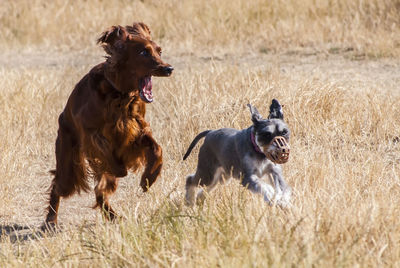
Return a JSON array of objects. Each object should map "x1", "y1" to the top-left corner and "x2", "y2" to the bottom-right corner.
[{"x1": 2, "y1": 48, "x2": 399, "y2": 88}]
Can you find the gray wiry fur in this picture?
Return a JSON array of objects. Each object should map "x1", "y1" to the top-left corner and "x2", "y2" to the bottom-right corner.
[{"x1": 184, "y1": 99, "x2": 292, "y2": 207}]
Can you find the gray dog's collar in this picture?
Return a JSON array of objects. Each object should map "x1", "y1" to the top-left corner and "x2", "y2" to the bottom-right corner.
[{"x1": 250, "y1": 129, "x2": 266, "y2": 156}]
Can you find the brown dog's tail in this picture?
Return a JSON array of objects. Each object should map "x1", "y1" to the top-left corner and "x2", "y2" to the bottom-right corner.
[{"x1": 183, "y1": 130, "x2": 211, "y2": 160}]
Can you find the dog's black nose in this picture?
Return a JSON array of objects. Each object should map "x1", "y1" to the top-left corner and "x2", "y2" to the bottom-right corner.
[{"x1": 163, "y1": 66, "x2": 174, "y2": 75}]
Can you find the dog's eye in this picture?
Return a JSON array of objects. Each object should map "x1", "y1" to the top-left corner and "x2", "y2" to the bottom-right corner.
[
  {"x1": 140, "y1": 50, "x2": 149, "y2": 56},
  {"x1": 282, "y1": 129, "x2": 288, "y2": 135},
  {"x1": 261, "y1": 132, "x2": 272, "y2": 139}
]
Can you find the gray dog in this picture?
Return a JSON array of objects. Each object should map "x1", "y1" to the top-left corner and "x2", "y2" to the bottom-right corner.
[{"x1": 183, "y1": 99, "x2": 292, "y2": 207}]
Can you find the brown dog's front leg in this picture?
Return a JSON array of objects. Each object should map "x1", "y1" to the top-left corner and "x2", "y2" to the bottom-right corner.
[{"x1": 140, "y1": 135, "x2": 163, "y2": 192}]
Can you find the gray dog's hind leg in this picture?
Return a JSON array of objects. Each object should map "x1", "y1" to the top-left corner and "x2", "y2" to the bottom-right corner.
[
  {"x1": 185, "y1": 162, "x2": 223, "y2": 206},
  {"x1": 196, "y1": 167, "x2": 225, "y2": 205},
  {"x1": 185, "y1": 144, "x2": 222, "y2": 206},
  {"x1": 185, "y1": 174, "x2": 198, "y2": 206},
  {"x1": 241, "y1": 174, "x2": 275, "y2": 204},
  {"x1": 185, "y1": 168, "x2": 222, "y2": 206}
]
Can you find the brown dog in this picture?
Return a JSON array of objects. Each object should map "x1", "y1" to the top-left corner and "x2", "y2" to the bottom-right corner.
[{"x1": 45, "y1": 22, "x2": 173, "y2": 225}]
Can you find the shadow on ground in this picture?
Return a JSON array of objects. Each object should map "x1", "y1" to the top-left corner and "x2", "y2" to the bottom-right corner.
[
  {"x1": 0, "y1": 222, "x2": 100, "y2": 243},
  {"x1": 0, "y1": 224, "x2": 46, "y2": 243}
]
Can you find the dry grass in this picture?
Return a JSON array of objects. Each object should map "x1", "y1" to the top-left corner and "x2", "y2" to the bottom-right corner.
[
  {"x1": 1, "y1": 0, "x2": 400, "y2": 267},
  {"x1": 1, "y1": 0, "x2": 400, "y2": 56}
]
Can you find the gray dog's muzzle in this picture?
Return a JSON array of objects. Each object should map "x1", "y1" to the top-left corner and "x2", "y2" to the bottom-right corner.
[{"x1": 264, "y1": 136, "x2": 290, "y2": 164}]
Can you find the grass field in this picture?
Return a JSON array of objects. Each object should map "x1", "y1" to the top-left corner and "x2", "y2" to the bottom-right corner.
[{"x1": 1, "y1": 0, "x2": 400, "y2": 267}]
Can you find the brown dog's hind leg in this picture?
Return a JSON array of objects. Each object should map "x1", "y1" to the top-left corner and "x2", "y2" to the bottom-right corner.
[
  {"x1": 139, "y1": 135, "x2": 163, "y2": 192},
  {"x1": 94, "y1": 173, "x2": 119, "y2": 221},
  {"x1": 45, "y1": 119, "x2": 88, "y2": 225},
  {"x1": 45, "y1": 179, "x2": 61, "y2": 225}
]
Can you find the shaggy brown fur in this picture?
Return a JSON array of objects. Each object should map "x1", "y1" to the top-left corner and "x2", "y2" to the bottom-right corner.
[{"x1": 45, "y1": 22, "x2": 173, "y2": 225}]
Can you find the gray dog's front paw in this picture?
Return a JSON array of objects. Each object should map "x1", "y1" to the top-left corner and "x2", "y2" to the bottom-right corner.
[
  {"x1": 261, "y1": 183, "x2": 275, "y2": 204},
  {"x1": 276, "y1": 190, "x2": 292, "y2": 208}
]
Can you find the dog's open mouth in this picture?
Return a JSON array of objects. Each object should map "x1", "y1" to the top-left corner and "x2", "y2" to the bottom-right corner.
[{"x1": 139, "y1": 76, "x2": 153, "y2": 103}]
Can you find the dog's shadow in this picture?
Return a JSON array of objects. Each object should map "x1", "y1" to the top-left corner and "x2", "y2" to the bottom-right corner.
[
  {"x1": 0, "y1": 223, "x2": 44, "y2": 243},
  {"x1": 1, "y1": 221, "x2": 102, "y2": 243},
  {"x1": 0, "y1": 223, "x2": 67, "y2": 243}
]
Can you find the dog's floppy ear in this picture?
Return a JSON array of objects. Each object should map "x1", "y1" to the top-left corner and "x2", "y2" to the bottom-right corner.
[
  {"x1": 126, "y1": 22, "x2": 152, "y2": 40},
  {"x1": 97, "y1": 26, "x2": 127, "y2": 56},
  {"x1": 135, "y1": 22, "x2": 151, "y2": 39},
  {"x1": 97, "y1": 25, "x2": 127, "y2": 45},
  {"x1": 268, "y1": 99, "x2": 284, "y2": 120},
  {"x1": 247, "y1": 103, "x2": 262, "y2": 124}
]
